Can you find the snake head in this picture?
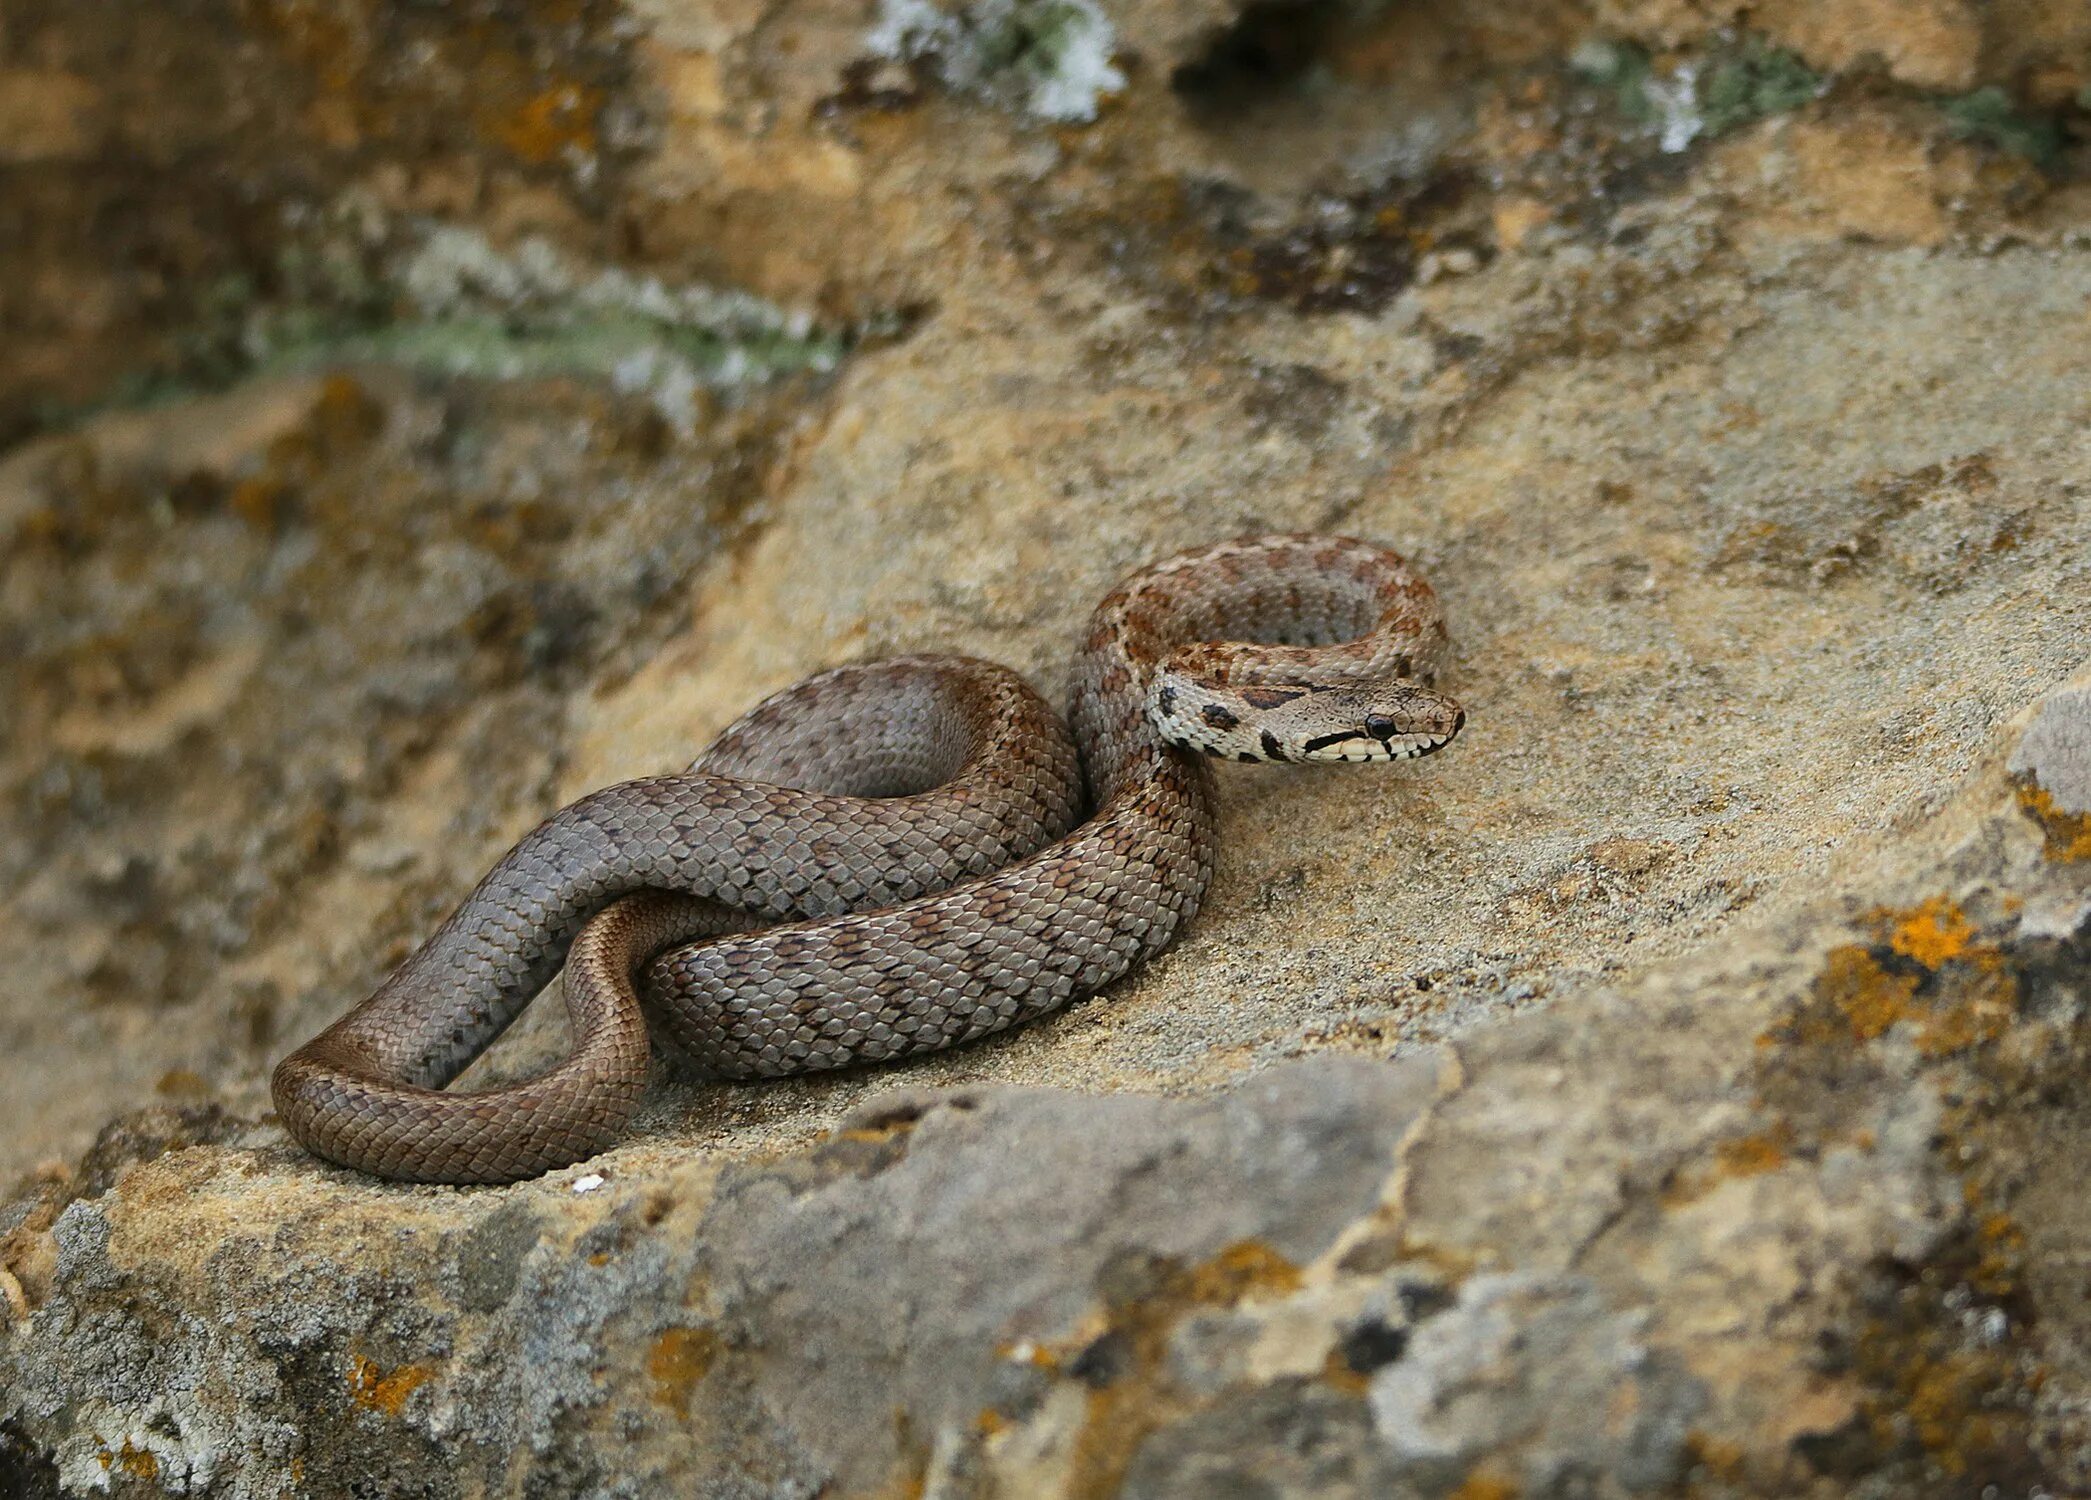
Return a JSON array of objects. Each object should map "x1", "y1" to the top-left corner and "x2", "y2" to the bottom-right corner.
[
  {"x1": 1281, "y1": 681, "x2": 1465, "y2": 763},
  {"x1": 1154, "y1": 676, "x2": 1466, "y2": 764}
]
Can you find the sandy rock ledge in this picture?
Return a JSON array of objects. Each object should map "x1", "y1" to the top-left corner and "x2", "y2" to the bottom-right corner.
[{"x1": 3, "y1": 707, "x2": 2089, "y2": 1496}]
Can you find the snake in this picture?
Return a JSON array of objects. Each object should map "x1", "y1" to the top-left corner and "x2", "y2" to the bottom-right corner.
[{"x1": 272, "y1": 534, "x2": 1465, "y2": 1183}]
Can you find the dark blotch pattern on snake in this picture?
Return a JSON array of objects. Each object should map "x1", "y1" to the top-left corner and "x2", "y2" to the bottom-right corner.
[{"x1": 272, "y1": 535, "x2": 1465, "y2": 1183}]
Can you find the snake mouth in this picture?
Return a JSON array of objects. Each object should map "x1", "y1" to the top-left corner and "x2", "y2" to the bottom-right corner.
[{"x1": 1300, "y1": 725, "x2": 1462, "y2": 763}]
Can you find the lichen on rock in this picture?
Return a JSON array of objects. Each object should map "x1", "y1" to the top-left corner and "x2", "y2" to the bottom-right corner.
[{"x1": 864, "y1": 0, "x2": 1125, "y2": 122}]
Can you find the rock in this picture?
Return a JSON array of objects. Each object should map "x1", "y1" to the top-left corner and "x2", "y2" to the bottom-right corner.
[
  {"x1": 2009, "y1": 677, "x2": 2091, "y2": 866},
  {"x1": 2011, "y1": 682, "x2": 2091, "y2": 814},
  {"x1": 1750, "y1": 0, "x2": 1985, "y2": 92},
  {"x1": 5, "y1": 0, "x2": 2091, "y2": 1494}
]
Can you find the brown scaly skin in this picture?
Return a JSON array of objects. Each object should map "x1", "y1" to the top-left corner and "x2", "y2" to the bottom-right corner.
[{"x1": 273, "y1": 536, "x2": 1463, "y2": 1184}]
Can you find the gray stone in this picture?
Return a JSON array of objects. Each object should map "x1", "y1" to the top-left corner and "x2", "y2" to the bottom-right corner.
[{"x1": 2010, "y1": 683, "x2": 2091, "y2": 813}]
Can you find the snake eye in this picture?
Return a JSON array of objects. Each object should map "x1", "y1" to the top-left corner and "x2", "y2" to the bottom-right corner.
[{"x1": 1364, "y1": 713, "x2": 1399, "y2": 741}]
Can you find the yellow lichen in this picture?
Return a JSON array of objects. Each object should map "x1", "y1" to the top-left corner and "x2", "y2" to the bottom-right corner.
[
  {"x1": 1887, "y1": 1349, "x2": 2017, "y2": 1476},
  {"x1": 1053, "y1": 1240, "x2": 1306, "y2": 1499},
  {"x1": 1714, "y1": 1122, "x2": 1794, "y2": 1177},
  {"x1": 2017, "y1": 782, "x2": 2091, "y2": 862},
  {"x1": 98, "y1": 1443, "x2": 159, "y2": 1480},
  {"x1": 1887, "y1": 896, "x2": 1975, "y2": 968},
  {"x1": 831, "y1": 1125, "x2": 908, "y2": 1145},
  {"x1": 647, "y1": 1326, "x2": 718, "y2": 1417},
  {"x1": 488, "y1": 81, "x2": 602, "y2": 165},
  {"x1": 1815, "y1": 945, "x2": 1919, "y2": 1043},
  {"x1": 1785, "y1": 911, "x2": 2020, "y2": 1060},
  {"x1": 349, "y1": 1354, "x2": 433, "y2": 1416},
  {"x1": 1911, "y1": 965, "x2": 2017, "y2": 1058},
  {"x1": 1663, "y1": 1120, "x2": 1796, "y2": 1207},
  {"x1": 1970, "y1": 1209, "x2": 2027, "y2": 1299},
  {"x1": 1182, "y1": 1240, "x2": 1305, "y2": 1305},
  {"x1": 1446, "y1": 1467, "x2": 1520, "y2": 1500}
]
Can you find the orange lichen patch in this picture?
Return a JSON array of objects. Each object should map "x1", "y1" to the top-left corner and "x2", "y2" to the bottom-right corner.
[
  {"x1": 975, "y1": 1406, "x2": 1008, "y2": 1436},
  {"x1": 1492, "y1": 195, "x2": 1554, "y2": 251},
  {"x1": 2017, "y1": 782, "x2": 2091, "y2": 862},
  {"x1": 97, "y1": 1443, "x2": 160, "y2": 1480},
  {"x1": 1182, "y1": 1240, "x2": 1305, "y2": 1305},
  {"x1": 1663, "y1": 1119, "x2": 1797, "y2": 1208},
  {"x1": 1809, "y1": 935, "x2": 2017, "y2": 1060},
  {"x1": 1833, "y1": 1183, "x2": 2044, "y2": 1484},
  {"x1": 1715, "y1": 1121, "x2": 1795, "y2": 1177},
  {"x1": 1759, "y1": 899, "x2": 2030, "y2": 1071},
  {"x1": 488, "y1": 81, "x2": 602, "y2": 165},
  {"x1": 1885, "y1": 896, "x2": 1976, "y2": 969},
  {"x1": 1052, "y1": 1240, "x2": 1307, "y2": 1499},
  {"x1": 1965, "y1": 1192, "x2": 2029, "y2": 1299},
  {"x1": 242, "y1": 0, "x2": 630, "y2": 173},
  {"x1": 349, "y1": 1354, "x2": 433, "y2": 1417},
  {"x1": 1814, "y1": 945, "x2": 1920, "y2": 1044},
  {"x1": 1911, "y1": 965, "x2": 2018, "y2": 1058},
  {"x1": 647, "y1": 1326, "x2": 719, "y2": 1418},
  {"x1": 1447, "y1": 1466, "x2": 1519, "y2": 1500},
  {"x1": 1877, "y1": 1347, "x2": 2022, "y2": 1476}
]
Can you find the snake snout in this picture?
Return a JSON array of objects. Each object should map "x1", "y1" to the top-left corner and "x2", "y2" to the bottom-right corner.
[{"x1": 1292, "y1": 684, "x2": 1466, "y2": 763}]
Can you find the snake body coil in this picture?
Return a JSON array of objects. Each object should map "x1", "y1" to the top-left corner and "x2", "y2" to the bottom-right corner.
[{"x1": 273, "y1": 535, "x2": 1464, "y2": 1183}]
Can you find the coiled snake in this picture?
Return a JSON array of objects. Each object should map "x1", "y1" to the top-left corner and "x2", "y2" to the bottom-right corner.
[{"x1": 273, "y1": 534, "x2": 1464, "y2": 1183}]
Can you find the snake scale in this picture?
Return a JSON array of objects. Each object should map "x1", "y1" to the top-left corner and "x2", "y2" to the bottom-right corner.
[{"x1": 273, "y1": 534, "x2": 1465, "y2": 1183}]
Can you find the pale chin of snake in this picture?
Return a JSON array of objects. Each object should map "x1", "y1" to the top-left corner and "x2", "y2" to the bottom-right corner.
[{"x1": 272, "y1": 532, "x2": 1466, "y2": 1184}]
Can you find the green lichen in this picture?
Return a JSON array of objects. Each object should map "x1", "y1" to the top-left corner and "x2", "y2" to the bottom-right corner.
[
  {"x1": 1571, "y1": 38, "x2": 1658, "y2": 126},
  {"x1": 264, "y1": 313, "x2": 843, "y2": 400},
  {"x1": 32, "y1": 217, "x2": 847, "y2": 435},
  {"x1": 975, "y1": 0, "x2": 1090, "y2": 76},
  {"x1": 1697, "y1": 37, "x2": 1823, "y2": 137},
  {"x1": 1574, "y1": 33, "x2": 1821, "y2": 151},
  {"x1": 1940, "y1": 86, "x2": 2064, "y2": 168}
]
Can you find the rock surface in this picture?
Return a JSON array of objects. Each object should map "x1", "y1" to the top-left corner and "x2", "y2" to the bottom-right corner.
[{"x1": 4, "y1": 1, "x2": 2091, "y2": 1496}]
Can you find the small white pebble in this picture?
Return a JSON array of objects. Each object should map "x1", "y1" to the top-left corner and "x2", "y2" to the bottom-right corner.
[{"x1": 571, "y1": 1174, "x2": 605, "y2": 1194}]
